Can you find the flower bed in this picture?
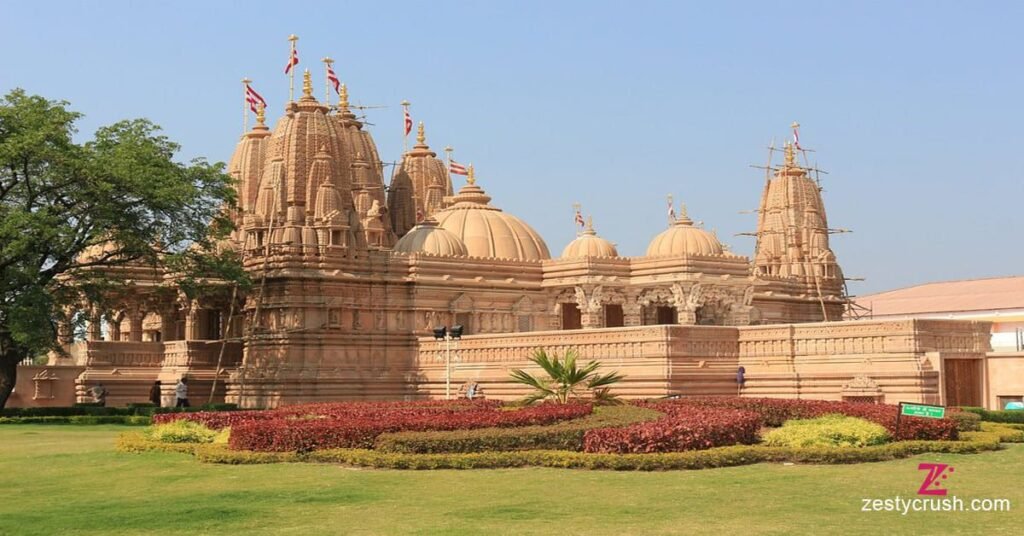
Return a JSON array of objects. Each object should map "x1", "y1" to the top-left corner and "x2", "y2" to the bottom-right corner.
[
  {"x1": 672, "y1": 397, "x2": 959, "y2": 441},
  {"x1": 153, "y1": 400, "x2": 592, "y2": 453},
  {"x1": 582, "y1": 404, "x2": 761, "y2": 453}
]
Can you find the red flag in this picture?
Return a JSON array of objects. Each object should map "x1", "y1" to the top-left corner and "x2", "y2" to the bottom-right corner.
[
  {"x1": 574, "y1": 209, "x2": 585, "y2": 228},
  {"x1": 326, "y1": 64, "x2": 340, "y2": 95},
  {"x1": 284, "y1": 47, "x2": 299, "y2": 74},
  {"x1": 793, "y1": 124, "x2": 802, "y2": 150},
  {"x1": 245, "y1": 84, "x2": 267, "y2": 113},
  {"x1": 404, "y1": 108, "x2": 412, "y2": 136},
  {"x1": 668, "y1": 199, "x2": 677, "y2": 220},
  {"x1": 449, "y1": 160, "x2": 468, "y2": 176}
]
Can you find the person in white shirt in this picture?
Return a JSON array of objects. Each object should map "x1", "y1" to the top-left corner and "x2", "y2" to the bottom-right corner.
[{"x1": 175, "y1": 377, "x2": 189, "y2": 408}]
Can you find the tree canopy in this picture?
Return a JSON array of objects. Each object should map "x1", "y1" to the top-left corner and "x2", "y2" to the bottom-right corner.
[{"x1": 0, "y1": 88, "x2": 243, "y2": 407}]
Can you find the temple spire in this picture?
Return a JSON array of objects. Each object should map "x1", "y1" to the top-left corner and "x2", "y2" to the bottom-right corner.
[
  {"x1": 339, "y1": 83, "x2": 349, "y2": 111},
  {"x1": 416, "y1": 121, "x2": 426, "y2": 145},
  {"x1": 784, "y1": 141, "x2": 797, "y2": 168},
  {"x1": 302, "y1": 69, "x2": 313, "y2": 99},
  {"x1": 256, "y1": 103, "x2": 266, "y2": 126},
  {"x1": 467, "y1": 164, "x2": 476, "y2": 185}
]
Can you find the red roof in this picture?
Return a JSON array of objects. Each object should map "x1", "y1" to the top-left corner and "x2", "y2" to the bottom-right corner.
[{"x1": 854, "y1": 276, "x2": 1024, "y2": 316}]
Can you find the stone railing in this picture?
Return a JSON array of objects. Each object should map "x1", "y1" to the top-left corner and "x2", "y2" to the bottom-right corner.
[
  {"x1": 163, "y1": 340, "x2": 243, "y2": 368},
  {"x1": 82, "y1": 341, "x2": 165, "y2": 367}
]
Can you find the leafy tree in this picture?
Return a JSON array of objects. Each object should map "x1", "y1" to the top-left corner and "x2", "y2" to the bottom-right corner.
[
  {"x1": 0, "y1": 89, "x2": 242, "y2": 408},
  {"x1": 509, "y1": 348, "x2": 624, "y2": 405}
]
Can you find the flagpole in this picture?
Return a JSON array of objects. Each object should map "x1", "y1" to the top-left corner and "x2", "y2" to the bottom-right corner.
[
  {"x1": 288, "y1": 34, "x2": 299, "y2": 102},
  {"x1": 444, "y1": 144, "x2": 452, "y2": 178},
  {"x1": 667, "y1": 194, "x2": 674, "y2": 226},
  {"x1": 573, "y1": 202, "x2": 582, "y2": 237},
  {"x1": 401, "y1": 100, "x2": 410, "y2": 154},
  {"x1": 322, "y1": 57, "x2": 333, "y2": 106},
  {"x1": 241, "y1": 77, "x2": 251, "y2": 134}
]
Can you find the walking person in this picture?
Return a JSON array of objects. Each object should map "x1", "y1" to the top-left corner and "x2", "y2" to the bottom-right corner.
[
  {"x1": 148, "y1": 380, "x2": 162, "y2": 407},
  {"x1": 175, "y1": 377, "x2": 189, "y2": 408}
]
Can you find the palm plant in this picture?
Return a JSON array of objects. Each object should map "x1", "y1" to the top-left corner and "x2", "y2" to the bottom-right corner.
[{"x1": 509, "y1": 349, "x2": 624, "y2": 405}]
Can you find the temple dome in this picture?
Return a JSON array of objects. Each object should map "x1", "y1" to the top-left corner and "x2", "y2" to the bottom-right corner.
[
  {"x1": 431, "y1": 169, "x2": 550, "y2": 261},
  {"x1": 561, "y1": 219, "x2": 618, "y2": 258},
  {"x1": 646, "y1": 204, "x2": 723, "y2": 257},
  {"x1": 393, "y1": 218, "x2": 468, "y2": 256}
]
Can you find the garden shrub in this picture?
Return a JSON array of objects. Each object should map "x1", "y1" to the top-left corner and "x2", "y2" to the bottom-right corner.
[
  {"x1": 674, "y1": 397, "x2": 958, "y2": 441},
  {"x1": 763, "y1": 415, "x2": 890, "y2": 448},
  {"x1": 959, "y1": 406, "x2": 1024, "y2": 424},
  {"x1": 224, "y1": 401, "x2": 592, "y2": 452},
  {"x1": 950, "y1": 411, "x2": 982, "y2": 432},
  {"x1": 583, "y1": 405, "x2": 761, "y2": 454},
  {"x1": 376, "y1": 405, "x2": 662, "y2": 453},
  {"x1": 0, "y1": 415, "x2": 150, "y2": 425},
  {"x1": 147, "y1": 420, "x2": 218, "y2": 444}
]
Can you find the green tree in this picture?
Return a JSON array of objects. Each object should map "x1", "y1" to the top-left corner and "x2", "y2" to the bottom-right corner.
[
  {"x1": 509, "y1": 348, "x2": 624, "y2": 405},
  {"x1": 0, "y1": 89, "x2": 242, "y2": 408}
]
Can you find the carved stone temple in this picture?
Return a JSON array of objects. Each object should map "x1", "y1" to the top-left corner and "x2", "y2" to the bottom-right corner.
[{"x1": 18, "y1": 70, "x2": 995, "y2": 409}]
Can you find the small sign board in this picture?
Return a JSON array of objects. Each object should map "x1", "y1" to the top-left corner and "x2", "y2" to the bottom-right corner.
[{"x1": 899, "y1": 402, "x2": 946, "y2": 419}]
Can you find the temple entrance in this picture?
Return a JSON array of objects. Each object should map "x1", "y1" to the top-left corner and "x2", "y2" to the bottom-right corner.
[
  {"x1": 943, "y1": 358, "x2": 983, "y2": 407},
  {"x1": 561, "y1": 303, "x2": 582, "y2": 330},
  {"x1": 604, "y1": 304, "x2": 624, "y2": 328}
]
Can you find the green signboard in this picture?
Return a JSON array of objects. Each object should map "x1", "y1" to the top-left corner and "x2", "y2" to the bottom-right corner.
[{"x1": 900, "y1": 403, "x2": 946, "y2": 419}]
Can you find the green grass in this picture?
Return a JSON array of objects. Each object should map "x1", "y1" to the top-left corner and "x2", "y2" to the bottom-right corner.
[{"x1": 1, "y1": 425, "x2": 1021, "y2": 535}]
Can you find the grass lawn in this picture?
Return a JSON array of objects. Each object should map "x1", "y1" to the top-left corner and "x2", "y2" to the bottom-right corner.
[{"x1": 1, "y1": 425, "x2": 1021, "y2": 535}]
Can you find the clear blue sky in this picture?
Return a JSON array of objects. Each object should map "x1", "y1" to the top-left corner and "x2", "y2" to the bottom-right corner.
[{"x1": 3, "y1": 0, "x2": 1022, "y2": 294}]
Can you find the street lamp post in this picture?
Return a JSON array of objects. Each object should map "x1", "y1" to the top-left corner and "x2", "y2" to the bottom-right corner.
[{"x1": 432, "y1": 324, "x2": 464, "y2": 400}]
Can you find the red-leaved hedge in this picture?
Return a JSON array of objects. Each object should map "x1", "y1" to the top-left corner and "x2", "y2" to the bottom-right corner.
[
  {"x1": 201, "y1": 401, "x2": 592, "y2": 452},
  {"x1": 583, "y1": 405, "x2": 761, "y2": 454},
  {"x1": 665, "y1": 397, "x2": 959, "y2": 441}
]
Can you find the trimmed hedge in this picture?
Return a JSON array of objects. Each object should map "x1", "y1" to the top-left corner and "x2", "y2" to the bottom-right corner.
[
  {"x1": 230, "y1": 403, "x2": 593, "y2": 453},
  {"x1": 763, "y1": 415, "x2": 890, "y2": 448},
  {"x1": 960, "y1": 406, "x2": 1024, "y2": 424},
  {"x1": 376, "y1": 405, "x2": 663, "y2": 453},
  {"x1": 118, "y1": 426, "x2": 1017, "y2": 470},
  {"x1": 673, "y1": 397, "x2": 958, "y2": 441},
  {"x1": 950, "y1": 411, "x2": 982, "y2": 432},
  {"x1": 0, "y1": 403, "x2": 243, "y2": 419},
  {"x1": 583, "y1": 405, "x2": 761, "y2": 454},
  {"x1": 0, "y1": 415, "x2": 150, "y2": 425}
]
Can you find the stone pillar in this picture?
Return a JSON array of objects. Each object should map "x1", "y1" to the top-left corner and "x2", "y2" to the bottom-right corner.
[
  {"x1": 623, "y1": 297, "x2": 642, "y2": 327},
  {"x1": 677, "y1": 308, "x2": 697, "y2": 325},
  {"x1": 160, "y1": 306, "x2": 178, "y2": 341},
  {"x1": 86, "y1": 308, "x2": 103, "y2": 341},
  {"x1": 580, "y1": 310, "x2": 603, "y2": 329},
  {"x1": 108, "y1": 314, "x2": 122, "y2": 341},
  {"x1": 184, "y1": 302, "x2": 201, "y2": 340},
  {"x1": 128, "y1": 307, "x2": 145, "y2": 342}
]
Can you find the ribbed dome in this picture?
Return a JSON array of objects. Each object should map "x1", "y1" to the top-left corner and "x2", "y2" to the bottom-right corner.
[
  {"x1": 228, "y1": 117, "x2": 270, "y2": 214},
  {"x1": 561, "y1": 220, "x2": 618, "y2": 258},
  {"x1": 646, "y1": 205, "x2": 723, "y2": 257},
  {"x1": 393, "y1": 218, "x2": 468, "y2": 257},
  {"x1": 431, "y1": 171, "x2": 550, "y2": 261}
]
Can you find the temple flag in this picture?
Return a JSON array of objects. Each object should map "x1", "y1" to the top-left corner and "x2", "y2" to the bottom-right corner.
[
  {"x1": 449, "y1": 160, "x2": 468, "y2": 176},
  {"x1": 326, "y1": 64, "x2": 340, "y2": 94},
  {"x1": 404, "y1": 108, "x2": 413, "y2": 136},
  {"x1": 285, "y1": 47, "x2": 299, "y2": 74}
]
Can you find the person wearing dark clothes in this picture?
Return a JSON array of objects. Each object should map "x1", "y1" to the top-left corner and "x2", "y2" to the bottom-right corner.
[
  {"x1": 175, "y1": 377, "x2": 189, "y2": 408},
  {"x1": 148, "y1": 380, "x2": 162, "y2": 407}
]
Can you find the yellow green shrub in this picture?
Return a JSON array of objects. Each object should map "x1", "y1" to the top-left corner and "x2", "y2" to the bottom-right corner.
[{"x1": 763, "y1": 414, "x2": 890, "y2": 448}]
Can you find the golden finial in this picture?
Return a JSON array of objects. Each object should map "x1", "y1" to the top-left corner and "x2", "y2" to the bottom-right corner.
[
  {"x1": 256, "y1": 103, "x2": 266, "y2": 125},
  {"x1": 339, "y1": 83, "x2": 349, "y2": 111},
  {"x1": 416, "y1": 122, "x2": 426, "y2": 144},
  {"x1": 467, "y1": 164, "x2": 476, "y2": 185},
  {"x1": 784, "y1": 141, "x2": 796, "y2": 167},
  {"x1": 679, "y1": 201, "x2": 689, "y2": 220},
  {"x1": 302, "y1": 69, "x2": 313, "y2": 98},
  {"x1": 586, "y1": 215, "x2": 595, "y2": 231}
]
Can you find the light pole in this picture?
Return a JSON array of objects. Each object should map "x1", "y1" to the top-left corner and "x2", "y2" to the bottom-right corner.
[{"x1": 432, "y1": 324, "x2": 464, "y2": 400}]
